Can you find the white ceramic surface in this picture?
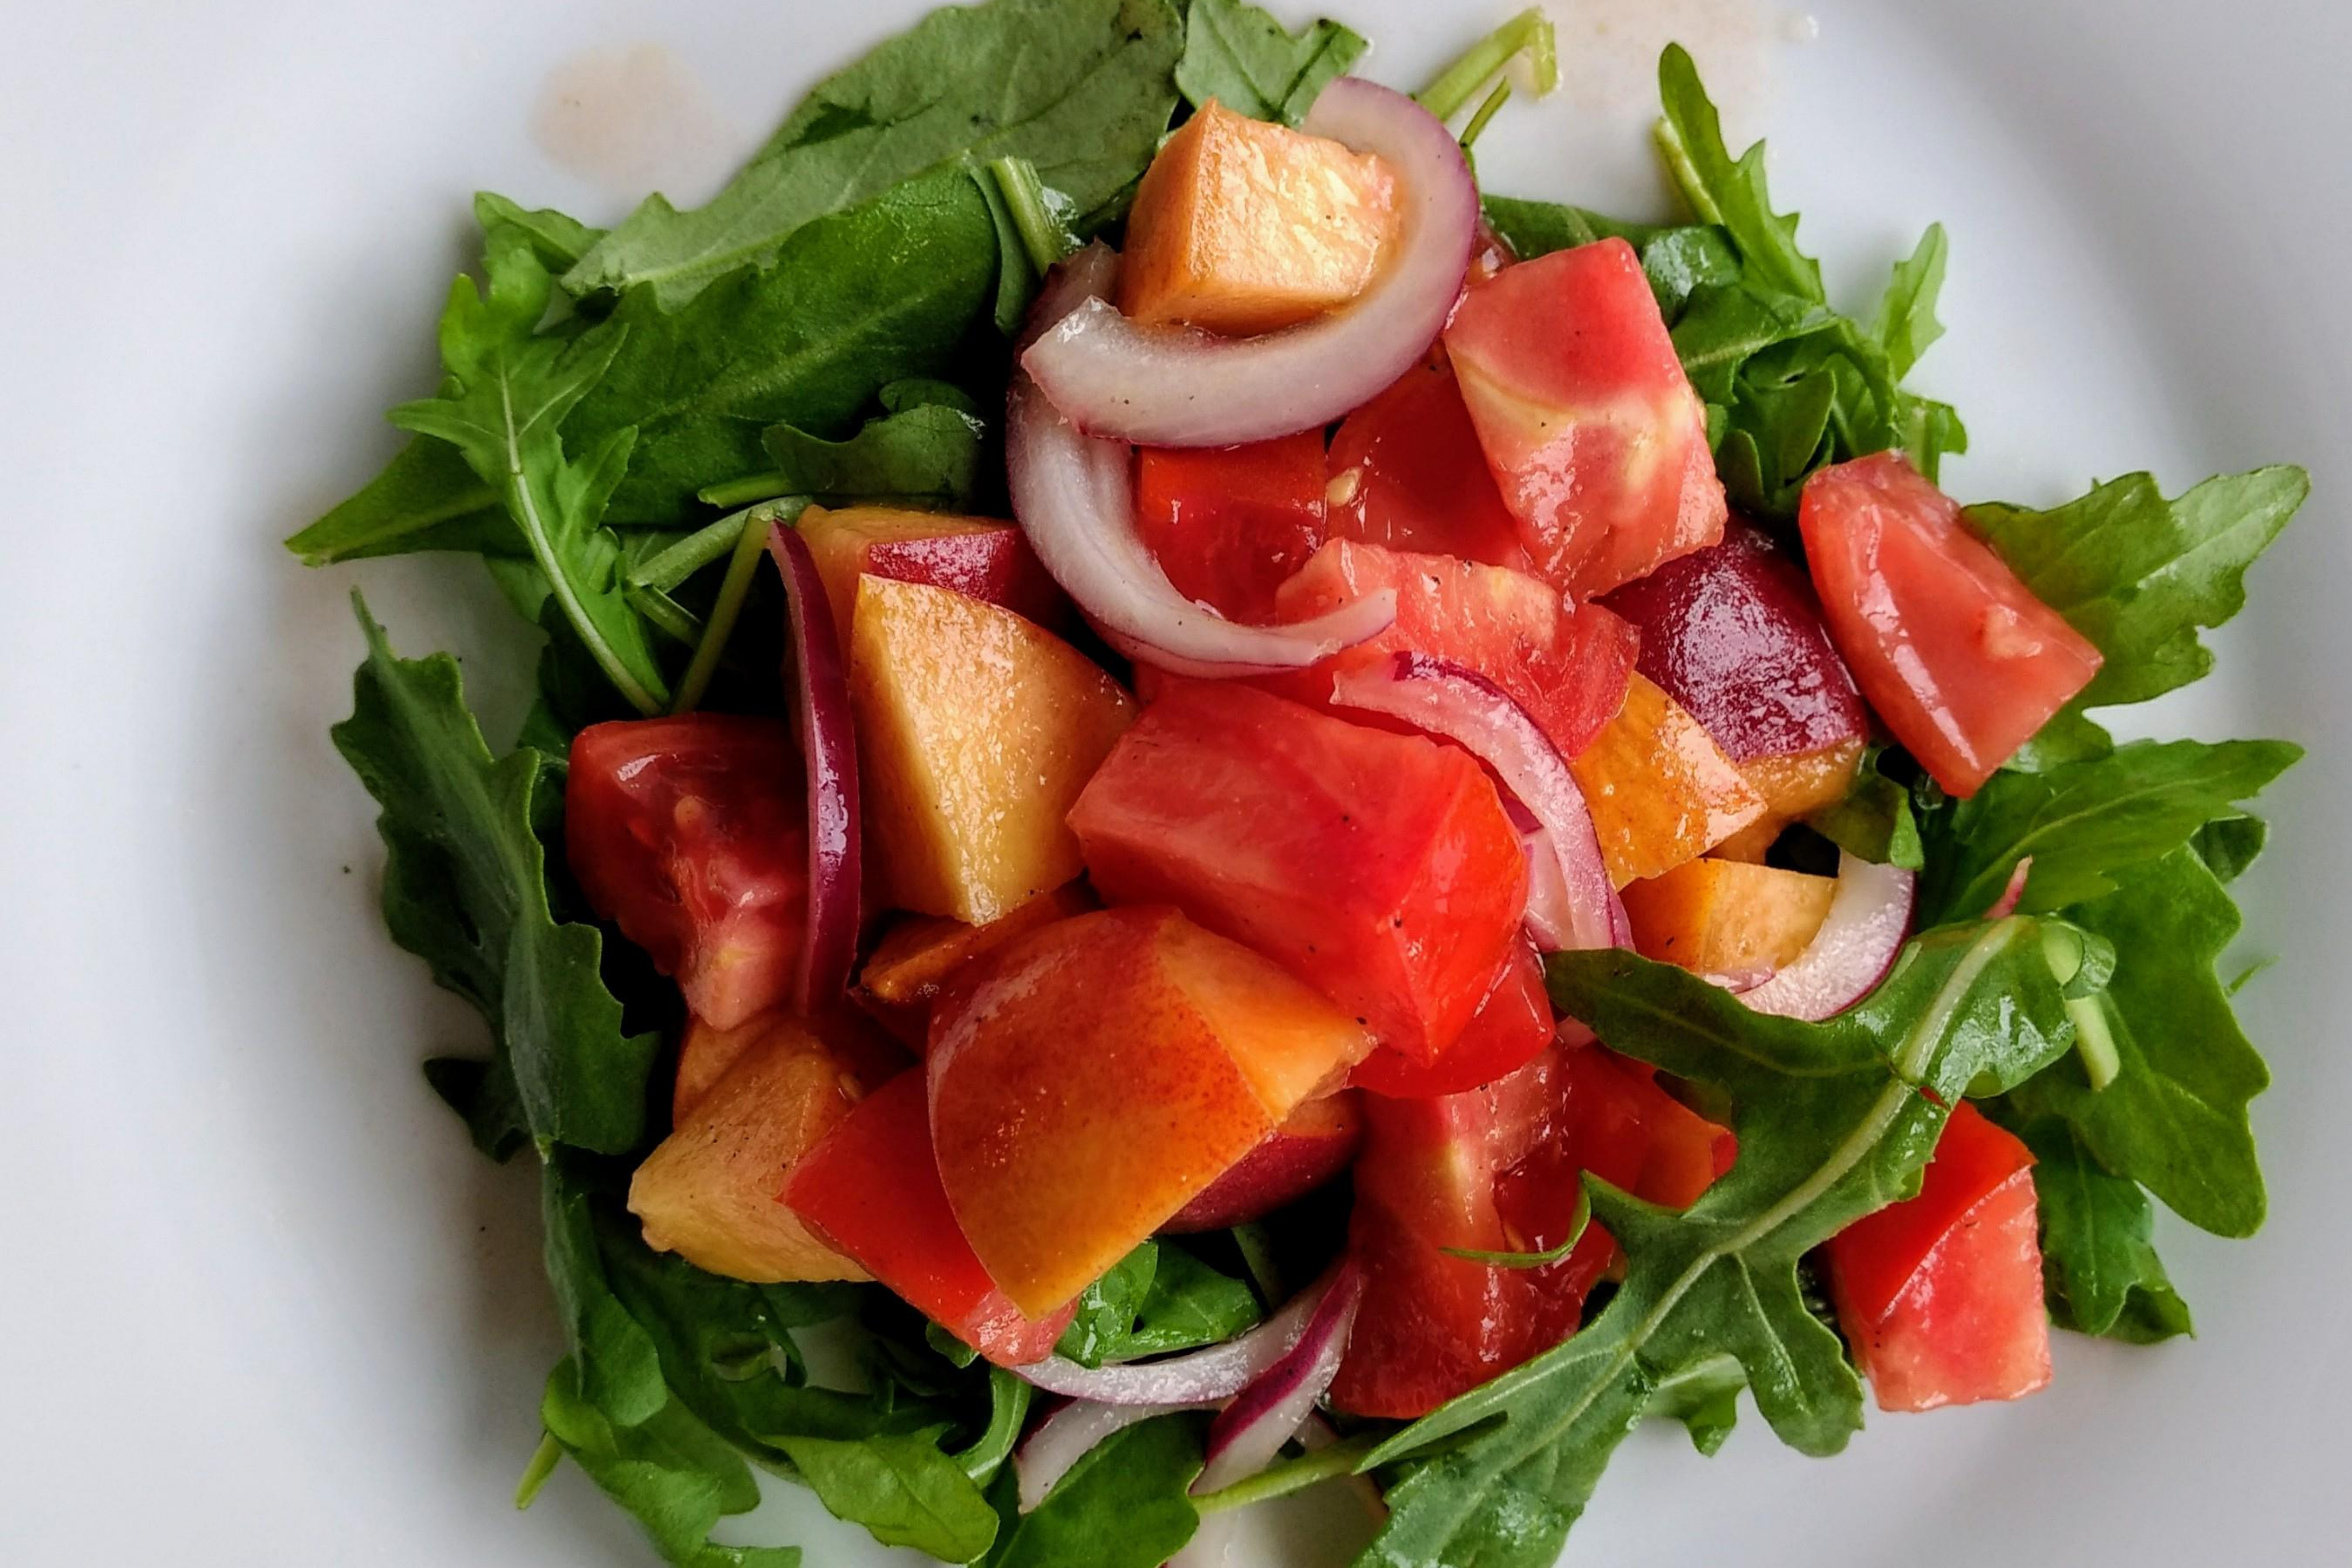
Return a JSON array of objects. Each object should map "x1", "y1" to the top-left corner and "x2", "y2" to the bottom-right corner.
[{"x1": 3, "y1": 2, "x2": 2343, "y2": 1563}]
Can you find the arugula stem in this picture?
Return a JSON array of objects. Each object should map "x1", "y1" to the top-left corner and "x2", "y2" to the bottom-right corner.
[
  {"x1": 953, "y1": 1367, "x2": 1034, "y2": 1486},
  {"x1": 1443, "y1": 1187, "x2": 1590, "y2": 1267},
  {"x1": 1194, "y1": 1432, "x2": 1385, "y2": 1515},
  {"x1": 2067, "y1": 993, "x2": 2122, "y2": 1091},
  {"x1": 670, "y1": 505, "x2": 779, "y2": 715},
  {"x1": 514, "y1": 1430, "x2": 563, "y2": 1509},
  {"x1": 1414, "y1": 8, "x2": 1558, "y2": 123},
  {"x1": 988, "y1": 156, "x2": 1082, "y2": 275},
  {"x1": 1232, "y1": 1221, "x2": 1285, "y2": 1304},
  {"x1": 632, "y1": 498, "x2": 811, "y2": 594},
  {"x1": 1652, "y1": 116, "x2": 1725, "y2": 227},
  {"x1": 627, "y1": 585, "x2": 706, "y2": 648},
  {"x1": 1457, "y1": 80, "x2": 1513, "y2": 151},
  {"x1": 700, "y1": 472, "x2": 794, "y2": 509}
]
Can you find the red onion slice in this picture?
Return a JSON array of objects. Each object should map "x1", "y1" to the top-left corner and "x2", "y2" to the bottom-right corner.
[
  {"x1": 1739, "y1": 853, "x2": 1917, "y2": 1021},
  {"x1": 1022, "y1": 79, "x2": 1479, "y2": 447},
  {"x1": 1012, "y1": 1264, "x2": 1339, "y2": 1406},
  {"x1": 1192, "y1": 1261, "x2": 1363, "y2": 1497},
  {"x1": 1006, "y1": 248, "x2": 1397, "y2": 678},
  {"x1": 1014, "y1": 1397, "x2": 1204, "y2": 1514},
  {"x1": 1330, "y1": 653, "x2": 1622, "y2": 951},
  {"x1": 1984, "y1": 856, "x2": 2033, "y2": 920},
  {"x1": 766, "y1": 523, "x2": 860, "y2": 1013}
]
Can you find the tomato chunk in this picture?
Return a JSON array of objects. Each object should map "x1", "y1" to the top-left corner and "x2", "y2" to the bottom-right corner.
[
  {"x1": 566, "y1": 717, "x2": 807, "y2": 1031},
  {"x1": 1800, "y1": 453, "x2": 2103, "y2": 797},
  {"x1": 1069, "y1": 682, "x2": 1527, "y2": 1064},
  {"x1": 1326, "y1": 354, "x2": 1533, "y2": 572},
  {"x1": 785, "y1": 1070, "x2": 1074, "y2": 1366},
  {"x1": 1825, "y1": 1102, "x2": 2052, "y2": 1412},
  {"x1": 1134, "y1": 432, "x2": 1328, "y2": 622},
  {"x1": 1352, "y1": 940, "x2": 1554, "y2": 1098},
  {"x1": 1267, "y1": 539, "x2": 1639, "y2": 761},
  {"x1": 1445, "y1": 237, "x2": 1726, "y2": 599}
]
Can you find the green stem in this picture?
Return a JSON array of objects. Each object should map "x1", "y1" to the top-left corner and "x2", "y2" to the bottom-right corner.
[
  {"x1": 988, "y1": 156, "x2": 1081, "y2": 275},
  {"x1": 514, "y1": 1430, "x2": 564, "y2": 1509},
  {"x1": 1443, "y1": 1187, "x2": 1590, "y2": 1268},
  {"x1": 670, "y1": 506, "x2": 777, "y2": 715},
  {"x1": 1415, "y1": 8, "x2": 1558, "y2": 122},
  {"x1": 700, "y1": 471, "x2": 794, "y2": 509},
  {"x1": 953, "y1": 1368, "x2": 1034, "y2": 1486},
  {"x1": 2068, "y1": 993, "x2": 2122, "y2": 1091},
  {"x1": 1232, "y1": 1221, "x2": 1285, "y2": 1305},
  {"x1": 1652, "y1": 116, "x2": 1724, "y2": 226},
  {"x1": 1194, "y1": 1432, "x2": 1385, "y2": 1515},
  {"x1": 632, "y1": 498, "x2": 809, "y2": 593},
  {"x1": 1457, "y1": 80, "x2": 1513, "y2": 151},
  {"x1": 627, "y1": 585, "x2": 706, "y2": 648}
]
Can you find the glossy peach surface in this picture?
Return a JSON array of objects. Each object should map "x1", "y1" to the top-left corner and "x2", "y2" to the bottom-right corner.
[
  {"x1": 1620, "y1": 857, "x2": 1837, "y2": 978},
  {"x1": 1569, "y1": 671, "x2": 1767, "y2": 886}
]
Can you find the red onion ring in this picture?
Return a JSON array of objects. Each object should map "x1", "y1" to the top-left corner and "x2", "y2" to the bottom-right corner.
[
  {"x1": 1014, "y1": 1397, "x2": 1205, "y2": 1514},
  {"x1": 766, "y1": 523, "x2": 860, "y2": 1013},
  {"x1": 1011, "y1": 1264, "x2": 1339, "y2": 1407},
  {"x1": 1192, "y1": 1261, "x2": 1363, "y2": 1496},
  {"x1": 1739, "y1": 853, "x2": 1917, "y2": 1021},
  {"x1": 1329, "y1": 652, "x2": 1623, "y2": 950},
  {"x1": 1006, "y1": 249, "x2": 1398, "y2": 678},
  {"x1": 1022, "y1": 78, "x2": 1479, "y2": 447}
]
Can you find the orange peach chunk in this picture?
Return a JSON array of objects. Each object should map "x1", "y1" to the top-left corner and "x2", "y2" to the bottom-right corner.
[
  {"x1": 1570, "y1": 672, "x2": 1767, "y2": 887},
  {"x1": 1620, "y1": 858, "x2": 1837, "y2": 980},
  {"x1": 1711, "y1": 739, "x2": 1868, "y2": 864}
]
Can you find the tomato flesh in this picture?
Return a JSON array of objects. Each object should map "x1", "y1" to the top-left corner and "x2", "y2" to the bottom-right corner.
[
  {"x1": 1800, "y1": 452, "x2": 2103, "y2": 797},
  {"x1": 785, "y1": 1070, "x2": 1074, "y2": 1366},
  {"x1": 1069, "y1": 681, "x2": 1527, "y2": 1064},
  {"x1": 1134, "y1": 431, "x2": 1328, "y2": 623},
  {"x1": 1352, "y1": 940, "x2": 1554, "y2": 1098},
  {"x1": 1444, "y1": 237, "x2": 1727, "y2": 600},
  {"x1": 1325, "y1": 354, "x2": 1533, "y2": 572},
  {"x1": 1825, "y1": 1102, "x2": 2051, "y2": 1412},
  {"x1": 566, "y1": 716, "x2": 808, "y2": 1031}
]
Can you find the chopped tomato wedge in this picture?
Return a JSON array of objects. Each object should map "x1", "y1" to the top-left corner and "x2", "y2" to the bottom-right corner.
[
  {"x1": 1800, "y1": 452, "x2": 2103, "y2": 797},
  {"x1": 1444, "y1": 236, "x2": 1727, "y2": 599},
  {"x1": 1334, "y1": 1040, "x2": 1732, "y2": 1418},
  {"x1": 784, "y1": 1070, "x2": 1074, "y2": 1367},
  {"x1": 1265, "y1": 539, "x2": 1640, "y2": 761},
  {"x1": 1352, "y1": 941, "x2": 1554, "y2": 1098},
  {"x1": 566, "y1": 716, "x2": 807, "y2": 1031},
  {"x1": 1825, "y1": 1102, "x2": 2051, "y2": 1412},
  {"x1": 1133, "y1": 432, "x2": 1328, "y2": 622},
  {"x1": 1069, "y1": 681, "x2": 1527, "y2": 1064},
  {"x1": 1325, "y1": 355, "x2": 1533, "y2": 572}
]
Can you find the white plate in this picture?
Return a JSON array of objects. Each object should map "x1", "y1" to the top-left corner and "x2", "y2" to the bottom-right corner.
[{"x1": 3, "y1": 1, "x2": 2343, "y2": 1562}]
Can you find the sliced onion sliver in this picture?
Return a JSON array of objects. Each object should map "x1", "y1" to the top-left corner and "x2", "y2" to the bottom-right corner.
[
  {"x1": 1015, "y1": 1397, "x2": 1205, "y2": 1514},
  {"x1": 1012, "y1": 1264, "x2": 1341, "y2": 1406},
  {"x1": 766, "y1": 523, "x2": 860, "y2": 1013},
  {"x1": 1022, "y1": 78, "x2": 1479, "y2": 448},
  {"x1": 1330, "y1": 653, "x2": 1622, "y2": 951},
  {"x1": 1006, "y1": 248, "x2": 1397, "y2": 678},
  {"x1": 1739, "y1": 853, "x2": 1917, "y2": 1021},
  {"x1": 1193, "y1": 1261, "x2": 1364, "y2": 1497}
]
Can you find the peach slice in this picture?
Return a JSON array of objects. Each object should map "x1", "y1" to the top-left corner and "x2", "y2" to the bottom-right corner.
[
  {"x1": 1711, "y1": 739, "x2": 1867, "y2": 864},
  {"x1": 1621, "y1": 857, "x2": 1837, "y2": 980},
  {"x1": 1161, "y1": 1091, "x2": 1365, "y2": 1233},
  {"x1": 854, "y1": 884, "x2": 1096, "y2": 1049},
  {"x1": 849, "y1": 575, "x2": 1135, "y2": 924},
  {"x1": 1569, "y1": 672, "x2": 1767, "y2": 887},
  {"x1": 797, "y1": 505, "x2": 1067, "y2": 653},
  {"x1": 929, "y1": 907, "x2": 1371, "y2": 1316}
]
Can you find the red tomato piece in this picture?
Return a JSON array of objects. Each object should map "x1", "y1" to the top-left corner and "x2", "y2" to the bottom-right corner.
[
  {"x1": 1445, "y1": 237, "x2": 1727, "y2": 599},
  {"x1": 1068, "y1": 681, "x2": 1527, "y2": 1064},
  {"x1": 1333, "y1": 1040, "x2": 1732, "y2": 1418},
  {"x1": 566, "y1": 717, "x2": 807, "y2": 1031},
  {"x1": 1133, "y1": 431, "x2": 1328, "y2": 623},
  {"x1": 1265, "y1": 539, "x2": 1640, "y2": 761},
  {"x1": 784, "y1": 1070, "x2": 1074, "y2": 1367},
  {"x1": 1325, "y1": 354, "x2": 1533, "y2": 572},
  {"x1": 1352, "y1": 941, "x2": 1554, "y2": 1098},
  {"x1": 1825, "y1": 1102, "x2": 2051, "y2": 1412},
  {"x1": 1800, "y1": 452, "x2": 2104, "y2": 797}
]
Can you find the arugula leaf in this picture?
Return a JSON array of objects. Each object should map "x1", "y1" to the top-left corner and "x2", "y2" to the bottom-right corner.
[
  {"x1": 1646, "y1": 1352, "x2": 1744, "y2": 1457},
  {"x1": 567, "y1": 0, "x2": 1183, "y2": 306},
  {"x1": 984, "y1": 1413, "x2": 1204, "y2": 1568},
  {"x1": 1966, "y1": 466, "x2": 2307, "y2": 710},
  {"x1": 332, "y1": 599, "x2": 659, "y2": 1154},
  {"x1": 1918, "y1": 738, "x2": 2301, "y2": 925},
  {"x1": 1445, "y1": 1189, "x2": 1593, "y2": 1267},
  {"x1": 1359, "y1": 922, "x2": 2077, "y2": 1566},
  {"x1": 570, "y1": 172, "x2": 1000, "y2": 526},
  {"x1": 390, "y1": 224, "x2": 669, "y2": 714},
  {"x1": 2004, "y1": 851, "x2": 2272, "y2": 1237},
  {"x1": 1873, "y1": 223, "x2": 1949, "y2": 380},
  {"x1": 545, "y1": 1160, "x2": 672, "y2": 1429},
  {"x1": 775, "y1": 1430, "x2": 1000, "y2": 1562},
  {"x1": 2193, "y1": 813, "x2": 2269, "y2": 885},
  {"x1": 955, "y1": 1369, "x2": 1033, "y2": 1486},
  {"x1": 762, "y1": 402, "x2": 986, "y2": 510},
  {"x1": 475, "y1": 192, "x2": 606, "y2": 270},
  {"x1": 1806, "y1": 744, "x2": 1926, "y2": 869},
  {"x1": 1054, "y1": 1240, "x2": 1262, "y2": 1365},
  {"x1": 1480, "y1": 196, "x2": 1738, "y2": 319},
  {"x1": 283, "y1": 434, "x2": 507, "y2": 566},
  {"x1": 1653, "y1": 43, "x2": 1820, "y2": 302},
  {"x1": 1178, "y1": 0, "x2": 1368, "y2": 126},
  {"x1": 1056, "y1": 1244, "x2": 1161, "y2": 1367},
  {"x1": 2006, "y1": 1116, "x2": 2194, "y2": 1343}
]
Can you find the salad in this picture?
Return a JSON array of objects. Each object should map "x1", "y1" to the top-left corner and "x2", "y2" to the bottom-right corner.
[{"x1": 288, "y1": 2, "x2": 2306, "y2": 1565}]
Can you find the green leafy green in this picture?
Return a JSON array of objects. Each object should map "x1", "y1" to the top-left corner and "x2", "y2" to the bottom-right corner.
[
  {"x1": 1414, "y1": 7, "x2": 1555, "y2": 124},
  {"x1": 984, "y1": 1414, "x2": 1204, "y2": 1568},
  {"x1": 1178, "y1": 0, "x2": 1368, "y2": 125},
  {"x1": 762, "y1": 402, "x2": 987, "y2": 510},
  {"x1": 2007, "y1": 1116, "x2": 2194, "y2": 1343},
  {"x1": 1055, "y1": 1240, "x2": 1261, "y2": 1365},
  {"x1": 955, "y1": 1369, "x2": 1033, "y2": 1486},
  {"x1": 475, "y1": 191, "x2": 606, "y2": 270},
  {"x1": 283, "y1": 435, "x2": 506, "y2": 566},
  {"x1": 1480, "y1": 196, "x2": 1739, "y2": 319},
  {"x1": 1965, "y1": 466, "x2": 2308, "y2": 710},
  {"x1": 1872, "y1": 223, "x2": 1949, "y2": 380},
  {"x1": 332, "y1": 599, "x2": 658, "y2": 1154},
  {"x1": 2004, "y1": 851, "x2": 2273, "y2": 1237},
  {"x1": 987, "y1": 156, "x2": 1083, "y2": 283},
  {"x1": 1056, "y1": 1245, "x2": 1163, "y2": 1366},
  {"x1": 1807, "y1": 745, "x2": 1926, "y2": 869},
  {"x1": 1918, "y1": 738, "x2": 2301, "y2": 925},
  {"x1": 1359, "y1": 922, "x2": 2079, "y2": 1566},
  {"x1": 567, "y1": 0, "x2": 1183, "y2": 306},
  {"x1": 1646, "y1": 1352, "x2": 1744, "y2": 1457},
  {"x1": 2193, "y1": 813, "x2": 2270, "y2": 885},
  {"x1": 773, "y1": 1430, "x2": 1000, "y2": 1562},
  {"x1": 1653, "y1": 42, "x2": 1818, "y2": 301}
]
